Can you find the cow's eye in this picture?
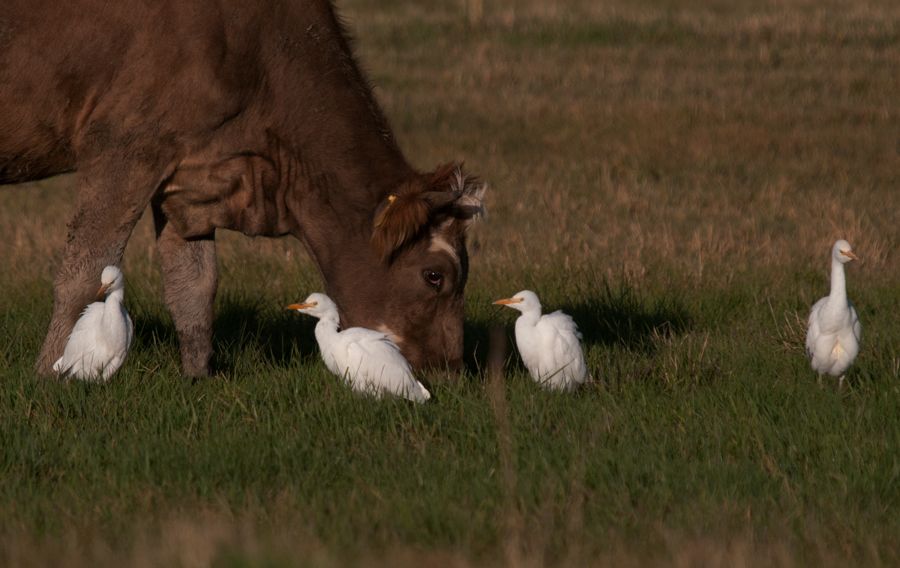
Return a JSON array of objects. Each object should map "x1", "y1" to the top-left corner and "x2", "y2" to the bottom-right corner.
[{"x1": 423, "y1": 270, "x2": 443, "y2": 289}]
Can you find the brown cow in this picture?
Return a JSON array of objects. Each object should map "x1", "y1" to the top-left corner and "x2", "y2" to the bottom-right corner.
[{"x1": 0, "y1": 0, "x2": 486, "y2": 376}]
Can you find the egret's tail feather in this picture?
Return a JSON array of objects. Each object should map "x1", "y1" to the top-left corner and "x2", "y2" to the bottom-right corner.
[{"x1": 410, "y1": 381, "x2": 431, "y2": 403}]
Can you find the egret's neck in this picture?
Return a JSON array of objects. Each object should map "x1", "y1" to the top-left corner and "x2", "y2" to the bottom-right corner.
[
  {"x1": 516, "y1": 307, "x2": 542, "y2": 326},
  {"x1": 100, "y1": 289, "x2": 127, "y2": 329},
  {"x1": 106, "y1": 289, "x2": 125, "y2": 304},
  {"x1": 314, "y1": 317, "x2": 341, "y2": 346},
  {"x1": 828, "y1": 258, "x2": 848, "y2": 307}
]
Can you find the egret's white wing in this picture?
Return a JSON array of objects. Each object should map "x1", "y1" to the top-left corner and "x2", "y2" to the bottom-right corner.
[
  {"x1": 338, "y1": 327, "x2": 400, "y2": 370},
  {"x1": 341, "y1": 328, "x2": 430, "y2": 402},
  {"x1": 100, "y1": 307, "x2": 134, "y2": 380},
  {"x1": 849, "y1": 302, "x2": 861, "y2": 342},
  {"x1": 806, "y1": 297, "x2": 827, "y2": 360},
  {"x1": 540, "y1": 310, "x2": 583, "y2": 340},
  {"x1": 534, "y1": 310, "x2": 589, "y2": 389},
  {"x1": 55, "y1": 302, "x2": 106, "y2": 378},
  {"x1": 125, "y1": 311, "x2": 134, "y2": 350}
]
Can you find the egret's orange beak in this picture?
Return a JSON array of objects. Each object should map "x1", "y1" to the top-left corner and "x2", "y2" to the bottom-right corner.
[
  {"x1": 286, "y1": 301, "x2": 318, "y2": 311},
  {"x1": 96, "y1": 283, "x2": 111, "y2": 300},
  {"x1": 840, "y1": 250, "x2": 859, "y2": 261},
  {"x1": 493, "y1": 297, "x2": 523, "y2": 306}
]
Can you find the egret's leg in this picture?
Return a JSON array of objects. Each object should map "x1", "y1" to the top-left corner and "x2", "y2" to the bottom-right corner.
[
  {"x1": 153, "y1": 204, "x2": 218, "y2": 377},
  {"x1": 36, "y1": 155, "x2": 174, "y2": 376},
  {"x1": 838, "y1": 375, "x2": 846, "y2": 390}
]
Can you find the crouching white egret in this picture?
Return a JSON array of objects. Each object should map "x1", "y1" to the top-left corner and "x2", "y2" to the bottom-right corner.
[
  {"x1": 53, "y1": 265, "x2": 133, "y2": 381},
  {"x1": 494, "y1": 290, "x2": 591, "y2": 391},
  {"x1": 287, "y1": 293, "x2": 431, "y2": 402},
  {"x1": 806, "y1": 239, "x2": 861, "y2": 386}
]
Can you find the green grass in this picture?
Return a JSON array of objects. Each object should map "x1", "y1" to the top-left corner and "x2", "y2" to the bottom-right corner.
[
  {"x1": 2, "y1": 0, "x2": 899, "y2": 565},
  {"x1": 1, "y1": 272, "x2": 897, "y2": 565}
]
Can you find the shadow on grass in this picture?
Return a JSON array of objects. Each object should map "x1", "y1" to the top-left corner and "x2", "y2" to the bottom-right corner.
[
  {"x1": 133, "y1": 314, "x2": 177, "y2": 347},
  {"x1": 464, "y1": 282, "x2": 693, "y2": 375},
  {"x1": 135, "y1": 283, "x2": 692, "y2": 379},
  {"x1": 462, "y1": 320, "x2": 505, "y2": 379},
  {"x1": 562, "y1": 284, "x2": 692, "y2": 353},
  {"x1": 211, "y1": 300, "x2": 320, "y2": 374},
  {"x1": 134, "y1": 297, "x2": 320, "y2": 377}
]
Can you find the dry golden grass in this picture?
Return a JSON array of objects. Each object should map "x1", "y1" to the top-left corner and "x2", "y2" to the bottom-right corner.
[
  {"x1": 351, "y1": 0, "x2": 900, "y2": 287},
  {"x1": 2, "y1": 0, "x2": 898, "y2": 290},
  {"x1": 2, "y1": 507, "x2": 893, "y2": 568}
]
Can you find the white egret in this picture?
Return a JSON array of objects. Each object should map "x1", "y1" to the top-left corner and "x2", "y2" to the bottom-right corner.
[
  {"x1": 494, "y1": 290, "x2": 591, "y2": 391},
  {"x1": 287, "y1": 293, "x2": 431, "y2": 402},
  {"x1": 53, "y1": 265, "x2": 133, "y2": 381},
  {"x1": 806, "y1": 239, "x2": 861, "y2": 386}
]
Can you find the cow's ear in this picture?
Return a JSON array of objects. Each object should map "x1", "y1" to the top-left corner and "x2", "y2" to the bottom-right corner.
[
  {"x1": 371, "y1": 163, "x2": 486, "y2": 259},
  {"x1": 372, "y1": 191, "x2": 431, "y2": 260},
  {"x1": 447, "y1": 166, "x2": 487, "y2": 229},
  {"x1": 424, "y1": 162, "x2": 487, "y2": 226}
]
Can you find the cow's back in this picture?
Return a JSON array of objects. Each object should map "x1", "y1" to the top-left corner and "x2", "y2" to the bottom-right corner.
[{"x1": 0, "y1": 0, "x2": 264, "y2": 184}]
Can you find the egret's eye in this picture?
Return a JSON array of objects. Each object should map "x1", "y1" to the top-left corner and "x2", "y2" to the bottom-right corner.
[{"x1": 423, "y1": 270, "x2": 443, "y2": 289}]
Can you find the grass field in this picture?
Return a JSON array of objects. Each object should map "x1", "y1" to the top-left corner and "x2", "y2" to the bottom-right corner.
[{"x1": 2, "y1": 0, "x2": 899, "y2": 565}]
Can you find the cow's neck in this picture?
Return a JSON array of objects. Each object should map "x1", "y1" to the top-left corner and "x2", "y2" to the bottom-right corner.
[
  {"x1": 276, "y1": 127, "x2": 414, "y2": 289},
  {"x1": 266, "y1": 3, "x2": 418, "y2": 283}
]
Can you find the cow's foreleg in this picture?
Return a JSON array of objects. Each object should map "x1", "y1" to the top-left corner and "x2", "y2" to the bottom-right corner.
[
  {"x1": 153, "y1": 204, "x2": 218, "y2": 377},
  {"x1": 35, "y1": 158, "x2": 172, "y2": 376}
]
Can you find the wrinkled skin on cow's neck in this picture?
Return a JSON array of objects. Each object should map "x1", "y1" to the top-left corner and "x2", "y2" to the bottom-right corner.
[{"x1": 0, "y1": 0, "x2": 475, "y2": 376}]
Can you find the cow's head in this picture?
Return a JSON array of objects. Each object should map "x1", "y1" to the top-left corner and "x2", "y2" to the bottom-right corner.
[{"x1": 325, "y1": 164, "x2": 486, "y2": 370}]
